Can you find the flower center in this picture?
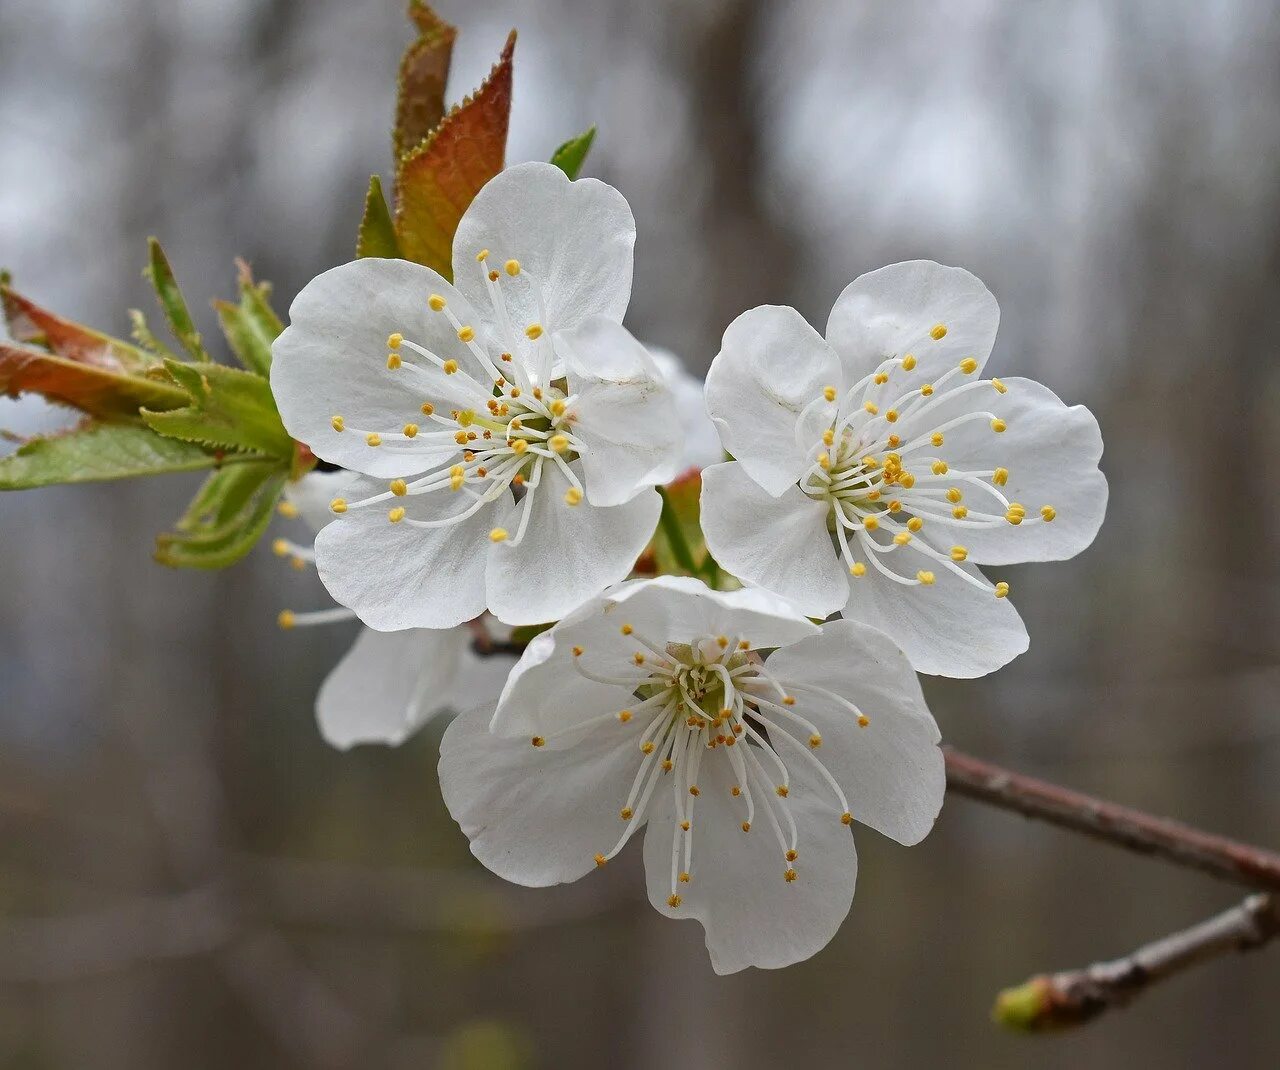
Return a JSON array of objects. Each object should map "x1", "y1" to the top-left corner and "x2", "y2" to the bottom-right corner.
[
  {"x1": 789, "y1": 345, "x2": 1057, "y2": 598},
  {"x1": 325, "y1": 252, "x2": 591, "y2": 542},
  {"x1": 554, "y1": 626, "x2": 862, "y2": 908}
]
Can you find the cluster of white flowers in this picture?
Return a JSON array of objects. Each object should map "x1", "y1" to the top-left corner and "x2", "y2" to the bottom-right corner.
[{"x1": 269, "y1": 161, "x2": 1107, "y2": 972}]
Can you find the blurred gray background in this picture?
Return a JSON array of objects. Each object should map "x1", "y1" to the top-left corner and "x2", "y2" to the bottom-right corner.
[{"x1": 2, "y1": 0, "x2": 1279, "y2": 1066}]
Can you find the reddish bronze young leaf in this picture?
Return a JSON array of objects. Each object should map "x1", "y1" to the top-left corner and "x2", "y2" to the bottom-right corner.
[
  {"x1": 0, "y1": 342, "x2": 188, "y2": 419},
  {"x1": 394, "y1": 30, "x2": 515, "y2": 277},
  {"x1": 1, "y1": 282, "x2": 154, "y2": 373},
  {"x1": 395, "y1": 1, "x2": 457, "y2": 160}
]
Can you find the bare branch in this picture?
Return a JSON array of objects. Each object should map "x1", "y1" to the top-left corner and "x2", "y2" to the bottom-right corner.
[
  {"x1": 944, "y1": 747, "x2": 1280, "y2": 892},
  {"x1": 993, "y1": 894, "x2": 1280, "y2": 1031}
]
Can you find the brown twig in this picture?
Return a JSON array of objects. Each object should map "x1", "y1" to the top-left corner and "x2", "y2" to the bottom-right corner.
[
  {"x1": 943, "y1": 746, "x2": 1280, "y2": 892},
  {"x1": 992, "y1": 894, "x2": 1280, "y2": 1030}
]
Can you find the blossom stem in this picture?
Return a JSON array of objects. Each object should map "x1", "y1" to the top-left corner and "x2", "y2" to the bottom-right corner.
[{"x1": 656, "y1": 485, "x2": 699, "y2": 575}]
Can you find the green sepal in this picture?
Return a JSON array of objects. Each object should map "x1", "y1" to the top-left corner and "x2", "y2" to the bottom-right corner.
[
  {"x1": 144, "y1": 238, "x2": 208, "y2": 360},
  {"x1": 142, "y1": 360, "x2": 293, "y2": 460},
  {"x1": 0, "y1": 421, "x2": 217, "y2": 490},
  {"x1": 356, "y1": 175, "x2": 403, "y2": 260},
  {"x1": 154, "y1": 469, "x2": 287, "y2": 569},
  {"x1": 549, "y1": 126, "x2": 596, "y2": 179}
]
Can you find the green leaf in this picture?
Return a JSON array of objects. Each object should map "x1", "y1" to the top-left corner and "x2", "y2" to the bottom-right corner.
[
  {"x1": 142, "y1": 360, "x2": 293, "y2": 460},
  {"x1": 144, "y1": 238, "x2": 208, "y2": 360},
  {"x1": 356, "y1": 175, "x2": 402, "y2": 260},
  {"x1": 550, "y1": 126, "x2": 596, "y2": 180},
  {"x1": 234, "y1": 259, "x2": 284, "y2": 341},
  {"x1": 1, "y1": 340, "x2": 190, "y2": 419},
  {"x1": 172, "y1": 462, "x2": 278, "y2": 534},
  {"x1": 0, "y1": 421, "x2": 217, "y2": 490},
  {"x1": 154, "y1": 469, "x2": 287, "y2": 569},
  {"x1": 128, "y1": 308, "x2": 180, "y2": 362}
]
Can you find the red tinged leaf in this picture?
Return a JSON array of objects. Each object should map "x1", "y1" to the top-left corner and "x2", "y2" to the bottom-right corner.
[
  {"x1": 394, "y1": 30, "x2": 515, "y2": 277},
  {"x1": 395, "y1": 1, "x2": 457, "y2": 159},
  {"x1": 0, "y1": 342, "x2": 187, "y2": 420},
  {"x1": 1, "y1": 282, "x2": 155, "y2": 373}
]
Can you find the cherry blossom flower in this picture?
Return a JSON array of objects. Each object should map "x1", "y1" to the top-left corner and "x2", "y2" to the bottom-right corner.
[
  {"x1": 438, "y1": 576, "x2": 944, "y2": 974},
  {"x1": 271, "y1": 162, "x2": 683, "y2": 629},
  {"x1": 701, "y1": 261, "x2": 1107, "y2": 677},
  {"x1": 273, "y1": 472, "x2": 514, "y2": 749}
]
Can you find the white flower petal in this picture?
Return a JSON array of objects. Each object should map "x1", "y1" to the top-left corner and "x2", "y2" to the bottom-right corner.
[
  {"x1": 439, "y1": 704, "x2": 648, "y2": 887},
  {"x1": 704, "y1": 305, "x2": 843, "y2": 496},
  {"x1": 764, "y1": 619, "x2": 945, "y2": 845},
  {"x1": 648, "y1": 345, "x2": 723, "y2": 471},
  {"x1": 700, "y1": 462, "x2": 849, "y2": 619},
  {"x1": 451, "y1": 162, "x2": 634, "y2": 352},
  {"x1": 825, "y1": 261, "x2": 999, "y2": 393},
  {"x1": 842, "y1": 552, "x2": 1028, "y2": 678},
  {"x1": 317, "y1": 626, "x2": 470, "y2": 749},
  {"x1": 902, "y1": 376, "x2": 1107, "y2": 565},
  {"x1": 558, "y1": 317, "x2": 683, "y2": 506},
  {"x1": 271, "y1": 258, "x2": 495, "y2": 478},
  {"x1": 485, "y1": 461, "x2": 660, "y2": 626},
  {"x1": 286, "y1": 470, "x2": 359, "y2": 533},
  {"x1": 491, "y1": 576, "x2": 818, "y2": 740},
  {"x1": 642, "y1": 747, "x2": 858, "y2": 974},
  {"x1": 314, "y1": 475, "x2": 494, "y2": 630}
]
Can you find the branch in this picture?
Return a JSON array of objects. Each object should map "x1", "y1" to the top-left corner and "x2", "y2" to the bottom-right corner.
[
  {"x1": 943, "y1": 747, "x2": 1280, "y2": 892},
  {"x1": 993, "y1": 894, "x2": 1280, "y2": 1031}
]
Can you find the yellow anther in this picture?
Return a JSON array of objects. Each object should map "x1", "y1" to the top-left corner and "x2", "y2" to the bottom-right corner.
[
  {"x1": 822, "y1": 428, "x2": 835, "y2": 446},
  {"x1": 917, "y1": 570, "x2": 936, "y2": 584},
  {"x1": 511, "y1": 439, "x2": 528, "y2": 454},
  {"x1": 680, "y1": 821, "x2": 692, "y2": 834},
  {"x1": 783, "y1": 868, "x2": 798, "y2": 883},
  {"x1": 857, "y1": 714, "x2": 870, "y2": 727},
  {"x1": 388, "y1": 506, "x2": 406, "y2": 523},
  {"x1": 887, "y1": 434, "x2": 901, "y2": 447},
  {"x1": 902, "y1": 354, "x2": 917, "y2": 371},
  {"x1": 509, "y1": 387, "x2": 521, "y2": 398},
  {"x1": 731, "y1": 786, "x2": 741, "y2": 797},
  {"x1": 1005, "y1": 507, "x2": 1024, "y2": 525},
  {"x1": 564, "y1": 487, "x2": 583, "y2": 506},
  {"x1": 476, "y1": 248, "x2": 490, "y2": 262},
  {"x1": 991, "y1": 418, "x2": 1007, "y2": 433},
  {"x1": 741, "y1": 821, "x2": 751, "y2": 833},
  {"x1": 593, "y1": 852, "x2": 606, "y2": 867},
  {"x1": 548, "y1": 434, "x2": 570, "y2": 452},
  {"x1": 716, "y1": 635, "x2": 729, "y2": 649},
  {"x1": 932, "y1": 460, "x2": 948, "y2": 475},
  {"x1": 662, "y1": 759, "x2": 674, "y2": 772},
  {"x1": 931, "y1": 324, "x2": 948, "y2": 340},
  {"x1": 449, "y1": 465, "x2": 465, "y2": 491},
  {"x1": 886, "y1": 409, "x2": 899, "y2": 423},
  {"x1": 550, "y1": 398, "x2": 567, "y2": 416},
  {"x1": 874, "y1": 372, "x2": 889, "y2": 385},
  {"x1": 894, "y1": 532, "x2": 911, "y2": 545},
  {"x1": 442, "y1": 359, "x2": 459, "y2": 375},
  {"x1": 386, "y1": 353, "x2": 402, "y2": 370},
  {"x1": 786, "y1": 849, "x2": 799, "y2": 862},
  {"x1": 290, "y1": 556, "x2": 306, "y2": 571},
  {"x1": 390, "y1": 479, "x2": 408, "y2": 497},
  {"x1": 533, "y1": 387, "x2": 543, "y2": 399},
  {"x1": 950, "y1": 546, "x2": 968, "y2": 562},
  {"x1": 386, "y1": 332, "x2": 403, "y2": 350},
  {"x1": 739, "y1": 640, "x2": 751, "y2": 650},
  {"x1": 931, "y1": 432, "x2": 944, "y2": 447},
  {"x1": 490, "y1": 528, "x2": 509, "y2": 542},
  {"x1": 271, "y1": 538, "x2": 289, "y2": 557},
  {"x1": 620, "y1": 624, "x2": 633, "y2": 635},
  {"x1": 402, "y1": 423, "x2": 419, "y2": 439},
  {"x1": 960, "y1": 357, "x2": 978, "y2": 374},
  {"x1": 618, "y1": 710, "x2": 633, "y2": 723},
  {"x1": 1040, "y1": 505, "x2": 1057, "y2": 522},
  {"x1": 850, "y1": 562, "x2": 866, "y2": 577},
  {"x1": 863, "y1": 515, "x2": 879, "y2": 532},
  {"x1": 428, "y1": 294, "x2": 446, "y2": 311},
  {"x1": 509, "y1": 418, "x2": 522, "y2": 430},
  {"x1": 823, "y1": 385, "x2": 837, "y2": 402},
  {"x1": 277, "y1": 500, "x2": 299, "y2": 519},
  {"x1": 454, "y1": 431, "x2": 469, "y2": 445},
  {"x1": 817, "y1": 452, "x2": 830, "y2": 470},
  {"x1": 841, "y1": 811, "x2": 854, "y2": 825},
  {"x1": 277, "y1": 610, "x2": 296, "y2": 630},
  {"x1": 641, "y1": 741, "x2": 655, "y2": 755},
  {"x1": 330, "y1": 498, "x2": 347, "y2": 514},
  {"x1": 993, "y1": 377, "x2": 1007, "y2": 393},
  {"x1": 994, "y1": 581, "x2": 1010, "y2": 598},
  {"x1": 864, "y1": 401, "x2": 879, "y2": 415},
  {"x1": 678, "y1": 872, "x2": 691, "y2": 885},
  {"x1": 900, "y1": 472, "x2": 916, "y2": 488},
  {"x1": 782, "y1": 696, "x2": 795, "y2": 706},
  {"x1": 808, "y1": 734, "x2": 822, "y2": 749},
  {"x1": 993, "y1": 467, "x2": 1009, "y2": 486},
  {"x1": 946, "y1": 487, "x2": 962, "y2": 503},
  {"x1": 775, "y1": 785, "x2": 789, "y2": 798},
  {"x1": 330, "y1": 415, "x2": 345, "y2": 432},
  {"x1": 689, "y1": 785, "x2": 701, "y2": 797},
  {"x1": 620, "y1": 807, "x2": 634, "y2": 821},
  {"x1": 365, "y1": 433, "x2": 381, "y2": 447},
  {"x1": 457, "y1": 410, "x2": 476, "y2": 428},
  {"x1": 667, "y1": 894, "x2": 682, "y2": 908},
  {"x1": 421, "y1": 402, "x2": 435, "y2": 416},
  {"x1": 572, "y1": 646, "x2": 584, "y2": 657},
  {"x1": 907, "y1": 517, "x2": 923, "y2": 532},
  {"x1": 525, "y1": 323, "x2": 544, "y2": 340},
  {"x1": 920, "y1": 383, "x2": 934, "y2": 397},
  {"x1": 504, "y1": 259, "x2": 520, "y2": 276},
  {"x1": 633, "y1": 652, "x2": 645, "y2": 665},
  {"x1": 457, "y1": 325, "x2": 475, "y2": 343},
  {"x1": 953, "y1": 505, "x2": 968, "y2": 519}
]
